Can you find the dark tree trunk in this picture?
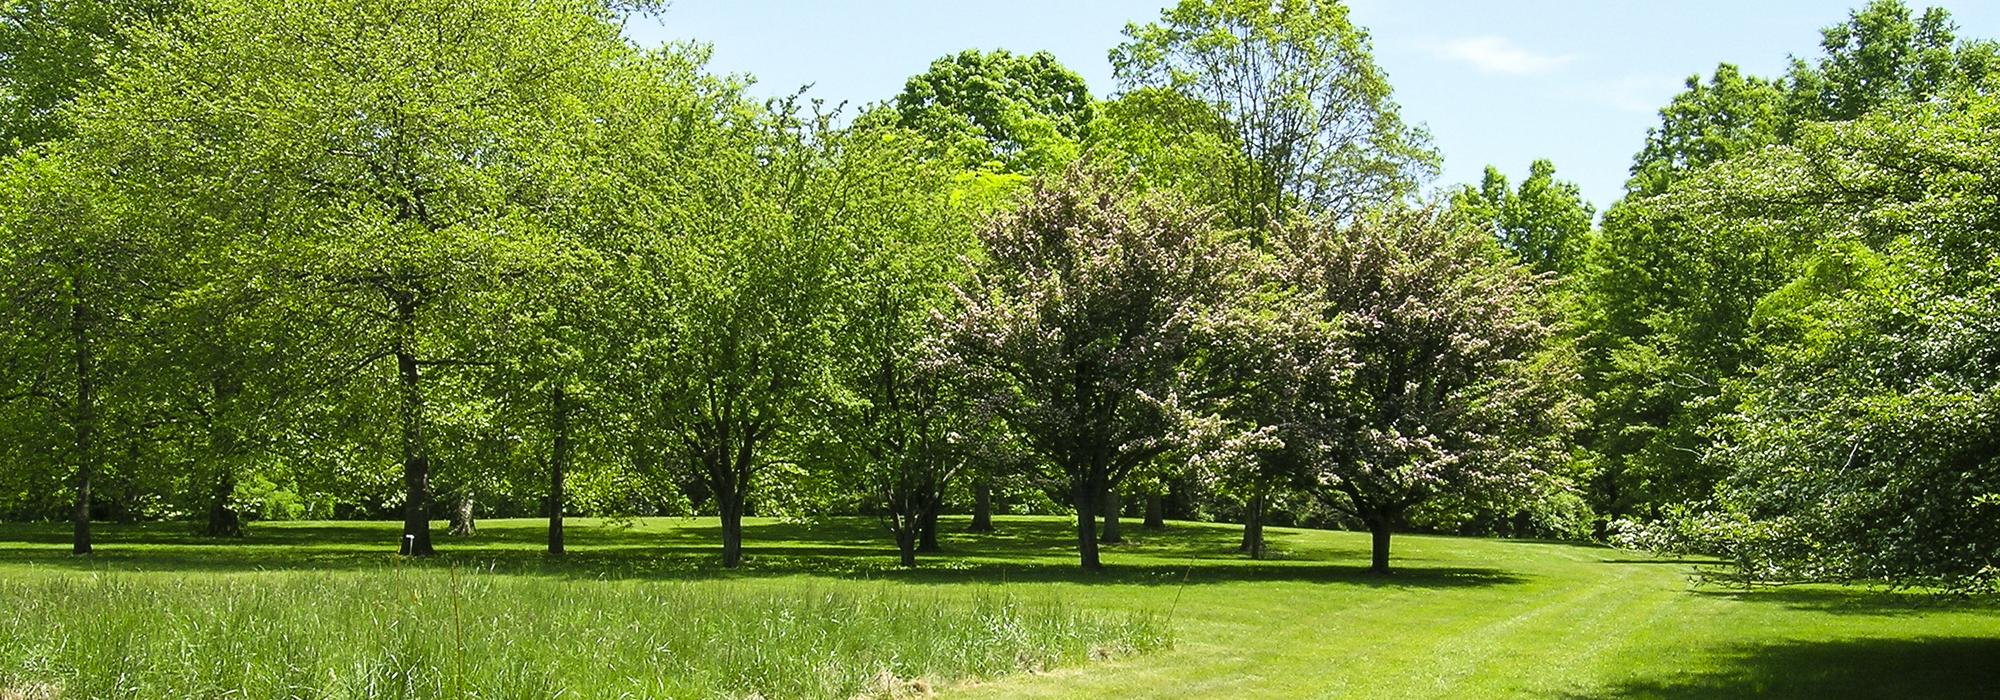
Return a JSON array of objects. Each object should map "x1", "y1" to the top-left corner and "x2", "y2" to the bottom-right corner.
[
  {"x1": 205, "y1": 467, "x2": 241, "y2": 538},
  {"x1": 69, "y1": 288, "x2": 94, "y2": 556},
  {"x1": 203, "y1": 378, "x2": 244, "y2": 538},
  {"x1": 896, "y1": 527, "x2": 918, "y2": 568},
  {"x1": 968, "y1": 479, "x2": 994, "y2": 533},
  {"x1": 1239, "y1": 480, "x2": 1266, "y2": 559},
  {"x1": 720, "y1": 499, "x2": 743, "y2": 568},
  {"x1": 393, "y1": 295, "x2": 434, "y2": 557},
  {"x1": 715, "y1": 435, "x2": 754, "y2": 569},
  {"x1": 1369, "y1": 516, "x2": 1394, "y2": 574},
  {"x1": 918, "y1": 502, "x2": 941, "y2": 553},
  {"x1": 1144, "y1": 491, "x2": 1164, "y2": 530},
  {"x1": 547, "y1": 385, "x2": 570, "y2": 555},
  {"x1": 1101, "y1": 489, "x2": 1123, "y2": 544},
  {"x1": 1073, "y1": 477, "x2": 1101, "y2": 570},
  {"x1": 449, "y1": 492, "x2": 476, "y2": 536}
]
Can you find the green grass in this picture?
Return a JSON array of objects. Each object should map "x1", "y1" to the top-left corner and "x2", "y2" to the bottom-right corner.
[{"x1": 0, "y1": 516, "x2": 1995, "y2": 699}]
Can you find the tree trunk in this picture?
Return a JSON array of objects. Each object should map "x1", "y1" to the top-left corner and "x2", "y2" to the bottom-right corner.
[
  {"x1": 205, "y1": 467, "x2": 241, "y2": 538},
  {"x1": 1369, "y1": 516, "x2": 1394, "y2": 574},
  {"x1": 393, "y1": 296, "x2": 434, "y2": 557},
  {"x1": 1101, "y1": 489, "x2": 1123, "y2": 544},
  {"x1": 69, "y1": 288, "x2": 94, "y2": 556},
  {"x1": 917, "y1": 500, "x2": 941, "y2": 552},
  {"x1": 547, "y1": 385, "x2": 570, "y2": 555},
  {"x1": 449, "y1": 492, "x2": 476, "y2": 536},
  {"x1": 897, "y1": 527, "x2": 918, "y2": 568},
  {"x1": 1239, "y1": 481, "x2": 1265, "y2": 559},
  {"x1": 720, "y1": 499, "x2": 744, "y2": 568},
  {"x1": 203, "y1": 378, "x2": 243, "y2": 538},
  {"x1": 1144, "y1": 491, "x2": 1164, "y2": 530},
  {"x1": 716, "y1": 441, "x2": 752, "y2": 569},
  {"x1": 1073, "y1": 478, "x2": 1101, "y2": 570},
  {"x1": 968, "y1": 480, "x2": 994, "y2": 533}
]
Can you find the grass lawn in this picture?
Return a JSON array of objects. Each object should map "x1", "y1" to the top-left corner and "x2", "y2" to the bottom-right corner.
[{"x1": 0, "y1": 516, "x2": 1995, "y2": 698}]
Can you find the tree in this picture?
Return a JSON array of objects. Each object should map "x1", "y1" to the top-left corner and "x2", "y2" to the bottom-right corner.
[
  {"x1": 1781, "y1": 0, "x2": 1996, "y2": 125},
  {"x1": 477, "y1": 45, "x2": 730, "y2": 555},
  {"x1": 0, "y1": 149, "x2": 162, "y2": 554},
  {"x1": 1110, "y1": 0, "x2": 1437, "y2": 234},
  {"x1": 818, "y1": 120, "x2": 976, "y2": 567},
  {"x1": 628, "y1": 101, "x2": 869, "y2": 569},
  {"x1": 1624, "y1": 64, "x2": 1786, "y2": 197},
  {"x1": 1635, "y1": 92, "x2": 2000, "y2": 592},
  {"x1": 946, "y1": 163, "x2": 1248, "y2": 570},
  {"x1": 1579, "y1": 0, "x2": 1997, "y2": 532},
  {"x1": 1109, "y1": 0, "x2": 1437, "y2": 554},
  {"x1": 893, "y1": 49, "x2": 1094, "y2": 173},
  {"x1": 1450, "y1": 160, "x2": 1595, "y2": 275},
  {"x1": 1264, "y1": 208, "x2": 1569, "y2": 573},
  {"x1": 66, "y1": 0, "x2": 652, "y2": 555}
]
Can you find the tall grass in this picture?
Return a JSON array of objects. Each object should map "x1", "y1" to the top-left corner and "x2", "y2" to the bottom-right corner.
[{"x1": 0, "y1": 568, "x2": 1168, "y2": 699}]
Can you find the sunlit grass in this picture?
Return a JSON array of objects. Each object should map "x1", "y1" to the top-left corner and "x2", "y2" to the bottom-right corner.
[
  {"x1": 0, "y1": 516, "x2": 1996, "y2": 698},
  {"x1": 0, "y1": 559, "x2": 1164, "y2": 699}
]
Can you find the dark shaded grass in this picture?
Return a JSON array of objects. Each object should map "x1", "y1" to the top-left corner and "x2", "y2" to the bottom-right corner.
[
  {"x1": 1575, "y1": 637, "x2": 2000, "y2": 699},
  {"x1": 0, "y1": 517, "x2": 1519, "y2": 588}
]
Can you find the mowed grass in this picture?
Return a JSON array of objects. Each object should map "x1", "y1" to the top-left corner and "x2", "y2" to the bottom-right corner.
[{"x1": 0, "y1": 516, "x2": 1995, "y2": 699}]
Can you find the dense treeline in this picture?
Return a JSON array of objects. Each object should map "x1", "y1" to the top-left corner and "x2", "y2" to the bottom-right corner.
[{"x1": 1, "y1": 0, "x2": 1995, "y2": 589}]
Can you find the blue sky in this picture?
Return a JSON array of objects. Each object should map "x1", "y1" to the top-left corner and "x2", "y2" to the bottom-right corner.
[{"x1": 624, "y1": 1, "x2": 2000, "y2": 211}]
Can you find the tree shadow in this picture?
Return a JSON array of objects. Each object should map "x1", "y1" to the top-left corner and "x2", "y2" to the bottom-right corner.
[
  {"x1": 0, "y1": 516, "x2": 1518, "y2": 589},
  {"x1": 1689, "y1": 586, "x2": 2000, "y2": 617},
  {"x1": 1575, "y1": 636, "x2": 2000, "y2": 699}
]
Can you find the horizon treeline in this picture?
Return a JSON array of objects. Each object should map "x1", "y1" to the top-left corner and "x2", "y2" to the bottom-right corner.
[{"x1": 1, "y1": 0, "x2": 1995, "y2": 590}]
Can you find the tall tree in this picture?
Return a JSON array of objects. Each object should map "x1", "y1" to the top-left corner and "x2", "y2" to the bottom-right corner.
[
  {"x1": 1580, "y1": 0, "x2": 1998, "y2": 531},
  {"x1": 822, "y1": 121, "x2": 976, "y2": 568},
  {"x1": 893, "y1": 49, "x2": 1094, "y2": 173},
  {"x1": 629, "y1": 101, "x2": 872, "y2": 569},
  {"x1": 67, "y1": 0, "x2": 652, "y2": 555},
  {"x1": 1635, "y1": 92, "x2": 2000, "y2": 592},
  {"x1": 946, "y1": 163, "x2": 1247, "y2": 570},
  {"x1": 1450, "y1": 160, "x2": 1595, "y2": 275},
  {"x1": 1781, "y1": 0, "x2": 1996, "y2": 125},
  {"x1": 1110, "y1": 0, "x2": 1437, "y2": 234},
  {"x1": 0, "y1": 150, "x2": 162, "y2": 554},
  {"x1": 1624, "y1": 64, "x2": 1786, "y2": 197}
]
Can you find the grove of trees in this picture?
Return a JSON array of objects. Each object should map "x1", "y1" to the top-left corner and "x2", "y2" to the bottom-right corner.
[{"x1": 2, "y1": 0, "x2": 1995, "y2": 590}]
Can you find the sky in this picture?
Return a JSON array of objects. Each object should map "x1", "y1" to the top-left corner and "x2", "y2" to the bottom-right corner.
[{"x1": 624, "y1": 1, "x2": 2000, "y2": 211}]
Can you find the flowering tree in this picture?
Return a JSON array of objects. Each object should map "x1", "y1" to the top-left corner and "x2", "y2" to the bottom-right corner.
[
  {"x1": 946, "y1": 163, "x2": 1249, "y2": 570},
  {"x1": 1261, "y1": 207, "x2": 1572, "y2": 573}
]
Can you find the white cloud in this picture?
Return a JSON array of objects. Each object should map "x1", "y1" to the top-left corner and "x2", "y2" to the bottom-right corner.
[
  {"x1": 1600, "y1": 74, "x2": 1686, "y2": 114},
  {"x1": 1425, "y1": 36, "x2": 1573, "y2": 76}
]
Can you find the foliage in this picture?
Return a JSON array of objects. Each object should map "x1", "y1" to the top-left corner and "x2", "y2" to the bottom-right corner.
[
  {"x1": 945, "y1": 163, "x2": 1249, "y2": 569},
  {"x1": 1449, "y1": 160, "x2": 1595, "y2": 275},
  {"x1": 892, "y1": 48, "x2": 1094, "y2": 173},
  {"x1": 1663, "y1": 95, "x2": 2000, "y2": 592},
  {"x1": 0, "y1": 0, "x2": 180, "y2": 153},
  {"x1": 1577, "y1": 0, "x2": 1998, "y2": 535},
  {"x1": 1249, "y1": 207, "x2": 1571, "y2": 571},
  {"x1": 818, "y1": 122, "x2": 977, "y2": 566},
  {"x1": 1111, "y1": 0, "x2": 1437, "y2": 231}
]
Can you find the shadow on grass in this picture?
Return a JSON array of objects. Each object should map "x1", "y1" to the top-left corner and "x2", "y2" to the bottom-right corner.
[
  {"x1": 0, "y1": 516, "x2": 1520, "y2": 589},
  {"x1": 1575, "y1": 636, "x2": 2000, "y2": 699},
  {"x1": 1688, "y1": 586, "x2": 2000, "y2": 617}
]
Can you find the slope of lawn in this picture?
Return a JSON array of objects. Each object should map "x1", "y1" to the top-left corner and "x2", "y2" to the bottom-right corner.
[{"x1": 0, "y1": 516, "x2": 1995, "y2": 699}]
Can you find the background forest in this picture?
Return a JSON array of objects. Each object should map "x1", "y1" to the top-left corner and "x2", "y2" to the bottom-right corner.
[{"x1": 0, "y1": 0, "x2": 1996, "y2": 594}]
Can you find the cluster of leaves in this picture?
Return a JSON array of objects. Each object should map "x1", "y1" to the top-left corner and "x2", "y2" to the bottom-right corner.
[{"x1": 1566, "y1": 0, "x2": 2000, "y2": 591}]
